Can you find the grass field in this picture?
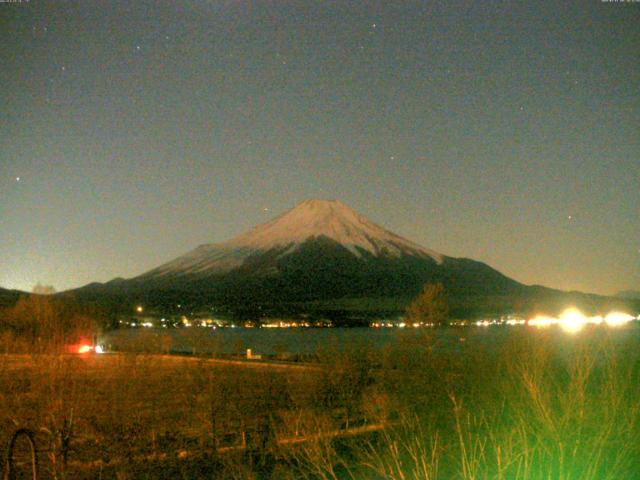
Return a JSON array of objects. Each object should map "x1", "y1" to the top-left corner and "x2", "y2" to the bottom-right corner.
[{"x1": 0, "y1": 326, "x2": 639, "y2": 479}]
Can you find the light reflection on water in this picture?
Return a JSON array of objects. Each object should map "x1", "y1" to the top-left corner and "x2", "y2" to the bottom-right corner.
[{"x1": 103, "y1": 322, "x2": 640, "y2": 356}]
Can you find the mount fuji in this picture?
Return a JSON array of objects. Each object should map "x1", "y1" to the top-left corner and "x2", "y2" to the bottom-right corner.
[
  {"x1": 73, "y1": 199, "x2": 538, "y2": 319},
  {"x1": 141, "y1": 199, "x2": 446, "y2": 279}
]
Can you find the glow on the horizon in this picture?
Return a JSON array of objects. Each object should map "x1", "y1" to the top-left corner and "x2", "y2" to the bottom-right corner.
[
  {"x1": 528, "y1": 315, "x2": 556, "y2": 328},
  {"x1": 589, "y1": 315, "x2": 604, "y2": 325},
  {"x1": 605, "y1": 311, "x2": 635, "y2": 326},
  {"x1": 527, "y1": 308, "x2": 636, "y2": 332},
  {"x1": 558, "y1": 308, "x2": 586, "y2": 333},
  {"x1": 78, "y1": 344, "x2": 93, "y2": 353}
]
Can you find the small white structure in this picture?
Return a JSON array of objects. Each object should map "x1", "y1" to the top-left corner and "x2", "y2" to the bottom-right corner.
[{"x1": 246, "y1": 348, "x2": 262, "y2": 360}]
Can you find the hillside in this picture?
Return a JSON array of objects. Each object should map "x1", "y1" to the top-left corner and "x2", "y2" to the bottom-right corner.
[{"x1": 68, "y1": 200, "x2": 639, "y2": 321}]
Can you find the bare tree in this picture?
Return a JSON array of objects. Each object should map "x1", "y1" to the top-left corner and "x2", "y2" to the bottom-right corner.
[
  {"x1": 405, "y1": 283, "x2": 449, "y2": 326},
  {"x1": 32, "y1": 283, "x2": 57, "y2": 295}
]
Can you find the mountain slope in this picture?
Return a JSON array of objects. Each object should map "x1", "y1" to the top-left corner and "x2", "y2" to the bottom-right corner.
[
  {"x1": 70, "y1": 199, "x2": 541, "y2": 319},
  {"x1": 0, "y1": 287, "x2": 26, "y2": 308},
  {"x1": 139, "y1": 199, "x2": 443, "y2": 280},
  {"x1": 617, "y1": 290, "x2": 640, "y2": 300},
  {"x1": 70, "y1": 198, "x2": 640, "y2": 320},
  {"x1": 130, "y1": 198, "x2": 523, "y2": 302}
]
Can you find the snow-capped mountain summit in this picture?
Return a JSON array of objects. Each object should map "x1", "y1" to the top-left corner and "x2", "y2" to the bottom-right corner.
[
  {"x1": 141, "y1": 199, "x2": 443, "y2": 279},
  {"x1": 75, "y1": 199, "x2": 527, "y2": 319},
  {"x1": 230, "y1": 199, "x2": 442, "y2": 259}
]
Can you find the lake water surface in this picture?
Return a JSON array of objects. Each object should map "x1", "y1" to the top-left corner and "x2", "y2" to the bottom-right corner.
[{"x1": 103, "y1": 323, "x2": 640, "y2": 357}]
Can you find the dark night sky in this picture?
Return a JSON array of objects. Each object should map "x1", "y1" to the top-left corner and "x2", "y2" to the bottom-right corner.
[{"x1": 1, "y1": 1, "x2": 638, "y2": 295}]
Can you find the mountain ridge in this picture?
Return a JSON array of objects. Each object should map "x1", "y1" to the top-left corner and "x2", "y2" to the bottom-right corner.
[
  {"x1": 617, "y1": 290, "x2": 640, "y2": 300},
  {"x1": 66, "y1": 199, "x2": 639, "y2": 320},
  {"x1": 0, "y1": 287, "x2": 27, "y2": 308},
  {"x1": 139, "y1": 199, "x2": 443, "y2": 280}
]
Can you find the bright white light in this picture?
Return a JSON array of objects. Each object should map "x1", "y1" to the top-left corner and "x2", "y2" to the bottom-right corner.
[
  {"x1": 527, "y1": 309, "x2": 636, "y2": 332},
  {"x1": 587, "y1": 315, "x2": 603, "y2": 325},
  {"x1": 558, "y1": 308, "x2": 587, "y2": 333},
  {"x1": 605, "y1": 311, "x2": 634, "y2": 327},
  {"x1": 506, "y1": 319, "x2": 525, "y2": 325},
  {"x1": 528, "y1": 315, "x2": 556, "y2": 328},
  {"x1": 95, "y1": 345, "x2": 104, "y2": 354}
]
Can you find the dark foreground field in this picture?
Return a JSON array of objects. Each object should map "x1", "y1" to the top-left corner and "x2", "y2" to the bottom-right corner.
[{"x1": 1, "y1": 327, "x2": 639, "y2": 479}]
